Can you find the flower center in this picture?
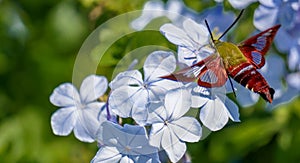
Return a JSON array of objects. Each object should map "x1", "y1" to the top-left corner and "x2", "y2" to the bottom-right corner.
[
  {"x1": 164, "y1": 120, "x2": 168, "y2": 126},
  {"x1": 76, "y1": 101, "x2": 85, "y2": 110},
  {"x1": 125, "y1": 146, "x2": 131, "y2": 152},
  {"x1": 143, "y1": 83, "x2": 149, "y2": 89}
]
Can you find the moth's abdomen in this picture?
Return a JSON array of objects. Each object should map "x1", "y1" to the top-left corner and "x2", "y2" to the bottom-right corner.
[{"x1": 228, "y1": 62, "x2": 274, "y2": 103}]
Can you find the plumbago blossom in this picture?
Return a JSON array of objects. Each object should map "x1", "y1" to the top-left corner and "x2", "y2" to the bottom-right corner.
[
  {"x1": 92, "y1": 121, "x2": 160, "y2": 163},
  {"x1": 149, "y1": 88, "x2": 201, "y2": 162},
  {"x1": 50, "y1": 75, "x2": 109, "y2": 142},
  {"x1": 109, "y1": 51, "x2": 183, "y2": 125},
  {"x1": 190, "y1": 85, "x2": 240, "y2": 131},
  {"x1": 160, "y1": 18, "x2": 211, "y2": 67},
  {"x1": 159, "y1": 5, "x2": 236, "y2": 68}
]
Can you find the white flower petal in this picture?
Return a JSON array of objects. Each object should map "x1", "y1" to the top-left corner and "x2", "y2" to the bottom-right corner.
[
  {"x1": 73, "y1": 109, "x2": 99, "y2": 143},
  {"x1": 190, "y1": 85, "x2": 210, "y2": 108},
  {"x1": 136, "y1": 153, "x2": 160, "y2": 163},
  {"x1": 149, "y1": 123, "x2": 165, "y2": 148},
  {"x1": 50, "y1": 83, "x2": 80, "y2": 107},
  {"x1": 143, "y1": 51, "x2": 176, "y2": 81},
  {"x1": 101, "y1": 121, "x2": 126, "y2": 147},
  {"x1": 80, "y1": 75, "x2": 108, "y2": 103},
  {"x1": 50, "y1": 106, "x2": 77, "y2": 136},
  {"x1": 109, "y1": 70, "x2": 143, "y2": 90},
  {"x1": 160, "y1": 23, "x2": 194, "y2": 47},
  {"x1": 200, "y1": 98, "x2": 229, "y2": 131},
  {"x1": 91, "y1": 146, "x2": 122, "y2": 163},
  {"x1": 148, "y1": 103, "x2": 168, "y2": 124},
  {"x1": 177, "y1": 46, "x2": 197, "y2": 66},
  {"x1": 161, "y1": 128, "x2": 186, "y2": 163},
  {"x1": 165, "y1": 88, "x2": 191, "y2": 119},
  {"x1": 109, "y1": 86, "x2": 145, "y2": 118},
  {"x1": 122, "y1": 124, "x2": 147, "y2": 147},
  {"x1": 147, "y1": 79, "x2": 183, "y2": 102},
  {"x1": 120, "y1": 156, "x2": 134, "y2": 163},
  {"x1": 169, "y1": 117, "x2": 202, "y2": 142},
  {"x1": 183, "y1": 19, "x2": 209, "y2": 46},
  {"x1": 71, "y1": 102, "x2": 104, "y2": 143},
  {"x1": 225, "y1": 98, "x2": 240, "y2": 122}
]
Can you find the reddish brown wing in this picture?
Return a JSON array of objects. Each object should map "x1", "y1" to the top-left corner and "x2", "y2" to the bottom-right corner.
[
  {"x1": 238, "y1": 24, "x2": 281, "y2": 69},
  {"x1": 161, "y1": 54, "x2": 228, "y2": 87}
]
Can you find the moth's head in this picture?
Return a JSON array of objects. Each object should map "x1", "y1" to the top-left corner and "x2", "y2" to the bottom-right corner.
[{"x1": 213, "y1": 39, "x2": 221, "y2": 45}]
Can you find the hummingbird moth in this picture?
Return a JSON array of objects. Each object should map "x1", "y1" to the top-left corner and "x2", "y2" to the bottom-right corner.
[{"x1": 162, "y1": 10, "x2": 280, "y2": 103}]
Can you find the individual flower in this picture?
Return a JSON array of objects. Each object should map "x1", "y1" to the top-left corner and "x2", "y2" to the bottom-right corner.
[
  {"x1": 160, "y1": 18, "x2": 211, "y2": 67},
  {"x1": 50, "y1": 75, "x2": 108, "y2": 142},
  {"x1": 149, "y1": 88, "x2": 202, "y2": 162},
  {"x1": 131, "y1": 0, "x2": 197, "y2": 30},
  {"x1": 160, "y1": 6, "x2": 236, "y2": 67},
  {"x1": 92, "y1": 121, "x2": 160, "y2": 163},
  {"x1": 190, "y1": 84, "x2": 240, "y2": 131},
  {"x1": 108, "y1": 51, "x2": 182, "y2": 125}
]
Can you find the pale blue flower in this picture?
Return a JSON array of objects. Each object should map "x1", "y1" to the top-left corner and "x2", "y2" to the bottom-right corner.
[
  {"x1": 149, "y1": 88, "x2": 202, "y2": 162},
  {"x1": 190, "y1": 85, "x2": 240, "y2": 131},
  {"x1": 160, "y1": 18, "x2": 211, "y2": 67},
  {"x1": 50, "y1": 75, "x2": 108, "y2": 142},
  {"x1": 108, "y1": 51, "x2": 183, "y2": 125},
  {"x1": 92, "y1": 121, "x2": 160, "y2": 163},
  {"x1": 160, "y1": 6, "x2": 236, "y2": 67}
]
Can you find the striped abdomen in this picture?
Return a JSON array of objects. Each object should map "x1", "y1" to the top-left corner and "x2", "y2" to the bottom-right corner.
[{"x1": 227, "y1": 62, "x2": 275, "y2": 103}]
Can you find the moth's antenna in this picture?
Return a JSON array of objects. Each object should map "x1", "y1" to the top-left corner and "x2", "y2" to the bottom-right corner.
[
  {"x1": 217, "y1": 9, "x2": 244, "y2": 40},
  {"x1": 205, "y1": 19, "x2": 215, "y2": 41}
]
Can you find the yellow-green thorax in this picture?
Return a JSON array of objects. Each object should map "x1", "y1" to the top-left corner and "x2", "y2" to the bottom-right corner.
[{"x1": 213, "y1": 40, "x2": 248, "y2": 69}]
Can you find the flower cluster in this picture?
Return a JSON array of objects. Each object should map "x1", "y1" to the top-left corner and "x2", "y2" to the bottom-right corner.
[
  {"x1": 50, "y1": 47, "x2": 240, "y2": 162},
  {"x1": 49, "y1": 0, "x2": 299, "y2": 162},
  {"x1": 49, "y1": 51, "x2": 200, "y2": 162}
]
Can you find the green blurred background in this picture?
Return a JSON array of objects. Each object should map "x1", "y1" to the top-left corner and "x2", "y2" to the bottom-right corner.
[{"x1": 0, "y1": 0, "x2": 299, "y2": 162}]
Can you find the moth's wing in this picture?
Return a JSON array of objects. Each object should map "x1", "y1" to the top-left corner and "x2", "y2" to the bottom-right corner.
[
  {"x1": 161, "y1": 54, "x2": 228, "y2": 87},
  {"x1": 160, "y1": 54, "x2": 214, "y2": 82},
  {"x1": 197, "y1": 55, "x2": 228, "y2": 87},
  {"x1": 238, "y1": 24, "x2": 281, "y2": 69}
]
